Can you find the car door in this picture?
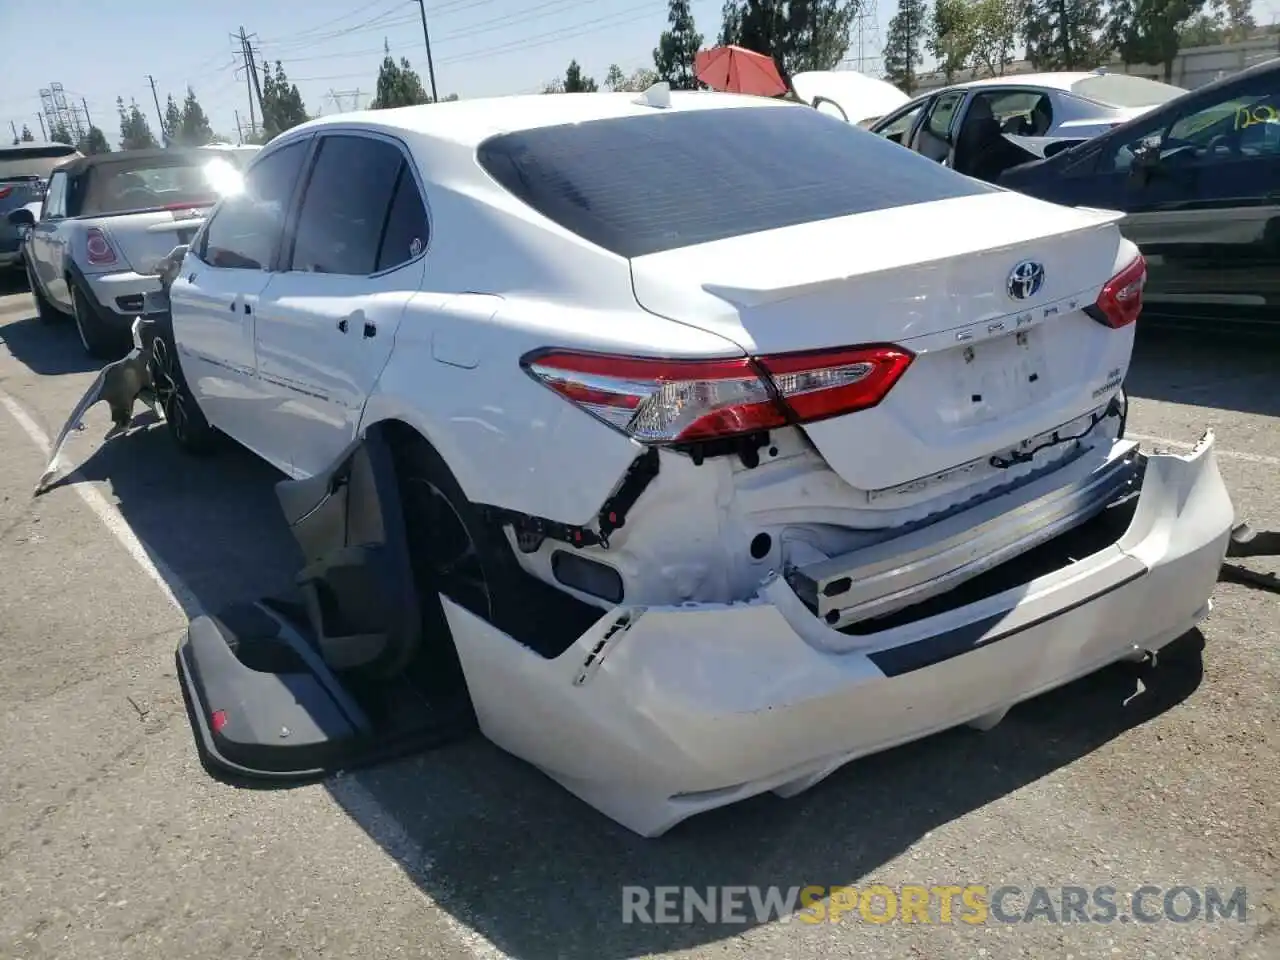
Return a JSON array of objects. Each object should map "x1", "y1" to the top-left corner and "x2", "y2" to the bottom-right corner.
[
  {"x1": 870, "y1": 96, "x2": 931, "y2": 147},
  {"x1": 29, "y1": 170, "x2": 70, "y2": 308},
  {"x1": 168, "y1": 137, "x2": 312, "y2": 466},
  {"x1": 254, "y1": 131, "x2": 429, "y2": 477},
  {"x1": 1088, "y1": 71, "x2": 1280, "y2": 327},
  {"x1": 911, "y1": 90, "x2": 966, "y2": 165}
]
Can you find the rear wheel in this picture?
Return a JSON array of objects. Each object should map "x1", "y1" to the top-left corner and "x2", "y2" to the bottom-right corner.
[
  {"x1": 150, "y1": 322, "x2": 218, "y2": 455},
  {"x1": 69, "y1": 281, "x2": 117, "y2": 359},
  {"x1": 392, "y1": 437, "x2": 524, "y2": 698}
]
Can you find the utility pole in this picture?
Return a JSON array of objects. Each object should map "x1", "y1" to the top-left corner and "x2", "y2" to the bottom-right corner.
[
  {"x1": 81, "y1": 97, "x2": 93, "y2": 130},
  {"x1": 237, "y1": 27, "x2": 259, "y2": 140},
  {"x1": 413, "y1": 0, "x2": 439, "y2": 102},
  {"x1": 234, "y1": 109, "x2": 243, "y2": 146},
  {"x1": 146, "y1": 75, "x2": 166, "y2": 145},
  {"x1": 246, "y1": 30, "x2": 268, "y2": 133},
  {"x1": 37, "y1": 113, "x2": 47, "y2": 141},
  {"x1": 9, "y1": 121, "x2": 17, "y2": 143}
]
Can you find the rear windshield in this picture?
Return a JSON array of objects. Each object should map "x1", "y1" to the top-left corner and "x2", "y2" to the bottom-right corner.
[
  {"x1": 80, "y1": 156, "x2": 237, "y2": 216},
  {"x1": 476, "y1": 105, "x2": 996, "y2": 258},
  {"x1": 0, "y1": 145, "x2": 79, "y2": 181},
  {"x1": 1069, "y1": 74, "x2": 1186, "y2": 109}
]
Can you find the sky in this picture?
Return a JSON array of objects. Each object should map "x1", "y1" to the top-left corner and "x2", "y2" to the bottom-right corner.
[
  {"x1": 3, "y1": 0, "x2": 1277, "y2": 146},
  {"x1": 0, "y1": 0, "x2": 894, "y2": 145}
]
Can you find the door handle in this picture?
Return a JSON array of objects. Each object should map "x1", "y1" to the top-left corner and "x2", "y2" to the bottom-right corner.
[
  {"x1": 363, "y1": 321, "x2": 376, "y2": 338},
  {"x1": 337, "y1": 318, "x2": 349, "y2": 333}
]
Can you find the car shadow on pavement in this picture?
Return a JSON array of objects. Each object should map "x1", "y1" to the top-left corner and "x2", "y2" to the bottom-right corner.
[
  {"x1": 1128, "y1": 325, "x2": 1280, "y2": 419},
  {"x1": 42, "y1": 334, "x2": 1207, "y2": 960},
  {"x1": 334, "y1": 632, "x2": 1203, "y2": 960},
  {"x1": 0, "y1": 313, "x2": 103, "y2": 376}
]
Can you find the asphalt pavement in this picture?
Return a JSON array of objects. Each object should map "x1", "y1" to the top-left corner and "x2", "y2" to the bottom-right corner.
[{"x1": 1, "y1": 271, "x2": 1277, "y2": 960}]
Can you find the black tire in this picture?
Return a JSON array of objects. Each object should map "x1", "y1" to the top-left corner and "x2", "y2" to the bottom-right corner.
[
  {"x1": 392, "y1": 437, "x2": 526, "y2": 700},
  {"x1": 25, "y1": 262, "x2": 61, "y2": 323},
  {"x1": 149, "y1": 318, "x2": 218, "y2": 455},
  {"x1": 69, "y1": 280, "x2": 119, "y2": 359}
]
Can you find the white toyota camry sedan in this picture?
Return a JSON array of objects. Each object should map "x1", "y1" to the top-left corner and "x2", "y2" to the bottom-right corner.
[{"x1": 159, "y1": 85, "x2": 1235, "y2": 837}]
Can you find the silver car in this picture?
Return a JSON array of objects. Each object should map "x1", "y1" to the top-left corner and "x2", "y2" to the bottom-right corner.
[
  {"x1": 868, "y1": 71, "x2": 1187, "y2": 182},
  {"x1": 10, "y1": 147, "x2": 244, "y2": 357},
  {"x1": 1, "y1": 143, "x2": 81, "y2": 274}
]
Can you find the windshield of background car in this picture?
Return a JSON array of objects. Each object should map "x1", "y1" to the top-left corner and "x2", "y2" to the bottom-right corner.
[
  {"x1": 0, "y1": 145, "x2": 79, "y2": 208},
  {"x1": 1070, "y1": 74, "x2": 1186, "y2": 108},
  {"x1": 476, "y1": 105, "x2": 997, "y2": 258},
  {"x1": 79, "y1": 157, "x2": 244, "y2": 216}
]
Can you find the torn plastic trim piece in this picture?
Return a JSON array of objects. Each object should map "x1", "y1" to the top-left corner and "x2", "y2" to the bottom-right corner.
[
  {"x1": 989, "y1": 391, "x2": 1125, "y2": 469},
  {"x1": 481, "y1": 447, "x2": 660, "y2": 550}
]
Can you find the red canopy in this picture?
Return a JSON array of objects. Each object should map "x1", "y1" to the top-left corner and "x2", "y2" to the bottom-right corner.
[{"x1": 694, "y1": 45, "x2": 787, "y2": 97}]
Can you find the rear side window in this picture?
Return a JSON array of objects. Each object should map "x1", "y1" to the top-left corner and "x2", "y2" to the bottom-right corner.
[
  {"x1": 289, "y1": 135, "x2": 406, "y2": 275},
  {"x1": 477, "y1": 105, "x2": 993, "y2": 258},
  {"x1": 201, "y1": 140, "x2": 309, "y2": 271},
  {"x1": 376, "y1": 165, "x2": 429, "y2": 272}
]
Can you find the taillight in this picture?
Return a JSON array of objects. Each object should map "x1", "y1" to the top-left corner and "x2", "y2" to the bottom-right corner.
[
  {"x1": 85, "y1": 227, "x2": 117, "y2": 266},
  {"x1": 522, "y1": 344, "x2": 914, "y2": 444},
  {"x1": 0, "y1": 186, "x2": 11, "y2": 200},
  {"x1": 1085, "y1": 254, "x2": 1145, "y2": 329}
]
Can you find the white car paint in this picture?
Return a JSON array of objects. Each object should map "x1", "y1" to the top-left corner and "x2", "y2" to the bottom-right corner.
[
  {"x1": 790, "y1": 70, "x2": 910, "y2": 125},
  {"x1": 167, "y1": 89, "x2": 1234, "y2": 836}
]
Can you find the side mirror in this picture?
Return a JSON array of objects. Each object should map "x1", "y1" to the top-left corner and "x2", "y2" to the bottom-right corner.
[
  {"x1": 157, "y1": 244, "x2": 189, "y2": 291},
  {"x1": 7, "y1": 208, "x2": 35, "y2": 228},
  {"x1": 1129, "y1": 143, "x2": 1162, "y2": 184}
]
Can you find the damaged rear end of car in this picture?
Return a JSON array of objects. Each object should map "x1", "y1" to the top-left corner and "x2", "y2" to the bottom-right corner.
[{"x1": 432, "y1": 100, "x2": 1235, "y2": 837}]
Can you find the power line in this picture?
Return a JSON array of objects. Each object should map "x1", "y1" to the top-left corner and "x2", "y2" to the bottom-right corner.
[{"x1": 284, "y1": 2, "x2": 663, "y2": 83}]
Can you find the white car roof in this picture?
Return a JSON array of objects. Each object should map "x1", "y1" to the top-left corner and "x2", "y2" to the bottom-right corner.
[
  {"x1": 282, "y1": 89, "x2": 787, "y2": 148},
  {"x1": 942, "y1": 72, "x2": 1102, "y2": 93}
]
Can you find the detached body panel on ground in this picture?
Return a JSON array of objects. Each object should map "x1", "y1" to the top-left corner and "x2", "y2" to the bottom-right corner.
[{"x1": 163, "y1": 89, "x2": 1234, "y2": 836}]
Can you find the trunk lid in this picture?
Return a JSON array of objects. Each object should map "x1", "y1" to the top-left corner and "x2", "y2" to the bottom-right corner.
[
  {"x1": 629, "y1": 190, "x2": 1135, "y2": 493},
  {"x1": 90, "y1": 208, "x2": 208, "y2": 275}
]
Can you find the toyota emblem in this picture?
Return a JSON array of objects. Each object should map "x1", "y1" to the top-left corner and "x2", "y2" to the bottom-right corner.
[{"x1": 1007, "y1": 260, "x2": 1045, "y2": 301}]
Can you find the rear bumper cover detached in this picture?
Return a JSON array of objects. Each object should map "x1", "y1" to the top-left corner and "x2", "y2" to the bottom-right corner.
[{"x1": 442, "y1": 432, "x2": 1234, "y2": 837}]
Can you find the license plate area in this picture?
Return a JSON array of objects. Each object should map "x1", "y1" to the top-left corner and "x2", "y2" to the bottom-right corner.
[{"x1": 948, "y1": 328, "x2": 1048, "y2": 427}]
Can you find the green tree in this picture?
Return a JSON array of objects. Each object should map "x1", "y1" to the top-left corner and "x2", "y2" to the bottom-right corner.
[
  {"x1": 370, "y1": 41, "x2": 433, "y2": 108},
  {"x1": 541, "y1": 76, "x2": 567, "y2": 93},
  {"x1": 20, "y1": 125, "x2": 35, "y2": 142},
  {"x1": 1023, "y1": 0, "x2": 1111, "y2": 69},
  {"x1": 605, "y1": 63, "x2": 627, "y2": 90},
  {"x1": 719, "y1": 0, "x2": 860, "y2": 83},
  {"x1": 883, "y1": 0, "x2": 928, "y2": 92},
  {"x1": 118, "y1": 97, "x2": 159, "y2": 150},
  {"x1": 79, "y1": 126, "x2": 112, "y2": 154},
  {"x1": 255, "y1": 62, "x2": 310, "y2": 140},
  {"x1": 1108, "y1": 0, "x2": 1208, "y2": 80},
  {"x1": 563, "y1": 59, "x2": 598, "y2": 92},
  {"x1": 177, "y1": 87, "x2": 214, "y2": 146},
  {"x1": 50, "y1": 124, "x2": 72, "y2": 145},
  {"x1": 654, "y1": 0, "x2": 704, "y2": 89},
  {"x1": 163, "y1": 94, "x2": 183, "y2": 145},
  {"x1": 969, "y1": 0, "x2": 1022, "y2": 76},
  {"x1": 929, "y1": 0, "x2": 977, "y2": 82}
]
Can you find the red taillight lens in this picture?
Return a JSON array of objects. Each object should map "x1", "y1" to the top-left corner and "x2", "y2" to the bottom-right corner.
[
  {"x1": 523, "y1": 344, "x2": 914, "y2": 444},
  {"x1": 0, "y1": 186, "x2": 12, "y2": 200},
  {"x1": 85, "y1": 227, "x2": 117, "y2": 266},
  {"x1": 1085, "y1": 254, "x2": 1146, "y2": 329}
]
